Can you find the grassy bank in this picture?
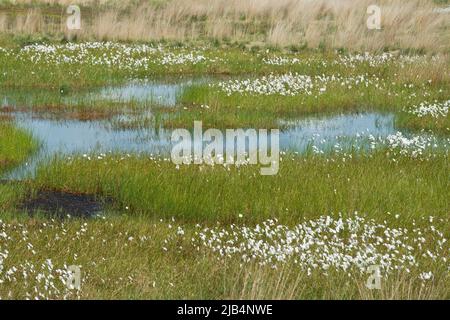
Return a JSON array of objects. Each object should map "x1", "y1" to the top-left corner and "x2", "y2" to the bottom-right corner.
[
  {"x1": 0, "y1": 40, "x2": 448, "y2": 89},
  {"x1": 31, "y1": 151, "x2": 449, "y2": 223},
  {"x1": 0, "y1": 212, "x2": 447, "y2": 299},
  {"x1": 0, "y1": 122, "x2": 37, "y2": 173},
  {"x1": 0, "y1": 122, "x2": 37, "y2": 212},
  {"x1": 1, "y1": 44, "x2": 447, "y2": 134},
  {"x1": 173, "y1": 77, "x2": 449, "y2": 130},
  {"x1": 2, "y1": 148, "x2": 447, "y2": 299}
]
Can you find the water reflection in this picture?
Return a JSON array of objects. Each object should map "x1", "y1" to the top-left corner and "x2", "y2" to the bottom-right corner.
[
  {"x1": 1, "y1": 76, "x2": 212, "y2": 108},
  {"x1": 5, "y1": 112, "x2": 398, "y2": 179}
]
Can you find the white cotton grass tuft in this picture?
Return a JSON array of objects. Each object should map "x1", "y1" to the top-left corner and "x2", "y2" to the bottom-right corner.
[
  {"x1": 176, "y1": 213, "x2": 449, "y2": 278},
  {"x1": 0, "y1": 42, "x2": 220, "y2": 71},
  {"x1": 407, "y1": 100, "x2": 449, "y2": 118}
]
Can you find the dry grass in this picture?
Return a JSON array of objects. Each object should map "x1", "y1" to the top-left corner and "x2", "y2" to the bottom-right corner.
[
  {"x1": 222, "y1": 262, "x2": 448, "y2": 299},
  {"x1": 225, "y1": 264, "x2": 303, "y2": 299},
  {"x1": 0, "y1": 0, "x2": 448, "y2": 51}
]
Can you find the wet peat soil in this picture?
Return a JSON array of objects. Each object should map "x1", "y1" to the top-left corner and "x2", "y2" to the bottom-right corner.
[{"x1": 1, "y1": 180, "x2": 106, "y2": 218}]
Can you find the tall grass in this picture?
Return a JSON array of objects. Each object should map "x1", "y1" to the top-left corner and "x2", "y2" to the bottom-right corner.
[
  {"x1": 0, "y1": 122, "x2": 37, "y2": 173},
  {"x1": 0, "y1": 123, "x2": 37, "y2": 211},
  {"x1": 33, "y1": 152, "x2": 450, "y2": 223},
  {"x1": 0, "y1": 0, "x2": 448, "y2": 51},
  {"x1": 173, "y1": 76, "x2": 449, "y2": 130},
  {"x1": 0, "y1": 214, "x2": 447, "y2": 299}
]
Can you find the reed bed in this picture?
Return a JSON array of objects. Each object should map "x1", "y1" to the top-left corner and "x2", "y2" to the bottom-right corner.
[{"x1": 0, "y1": 0, "x2": 448, "y2": 51}]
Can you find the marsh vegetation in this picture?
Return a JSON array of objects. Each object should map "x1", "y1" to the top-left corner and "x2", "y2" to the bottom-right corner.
[{"x1": 0, "y1": 0, "x2": 448, "y2": 300}]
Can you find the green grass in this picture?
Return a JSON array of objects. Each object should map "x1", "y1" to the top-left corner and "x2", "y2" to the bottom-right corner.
[
  {"x1": 0, "y1": 44, "x2": 291, "y2": 89},
  {"x1": 0, "y1": 122, "x2": 37, "y2": 212},
  {"x1": 0, "y1": 42, "x2": 448, "y2": 134},
  {"x1": 0, "y1": 213, "x2": 447, "y2": 299},
  {"x1": 0, "y1": 40, "x2": 445, "y2": 89},
  {"x1": 31, "y1": 152, "x2": 449, "y2": 224},
  {"x1": 396, "y1": 112, "x2": 450, "y2": 135},
  {"x1": 10, "y1": 148, "x2": 447, "y2": 299},
  {"x1": 0, "y1": 35, "x2": 448, "y2": 299},
  {"x1": 0, "y1": 122, "x2": 37, "y2": 173},
  {"x1": 169, "y1": 77, "x2": 449, "y2": 131}
]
